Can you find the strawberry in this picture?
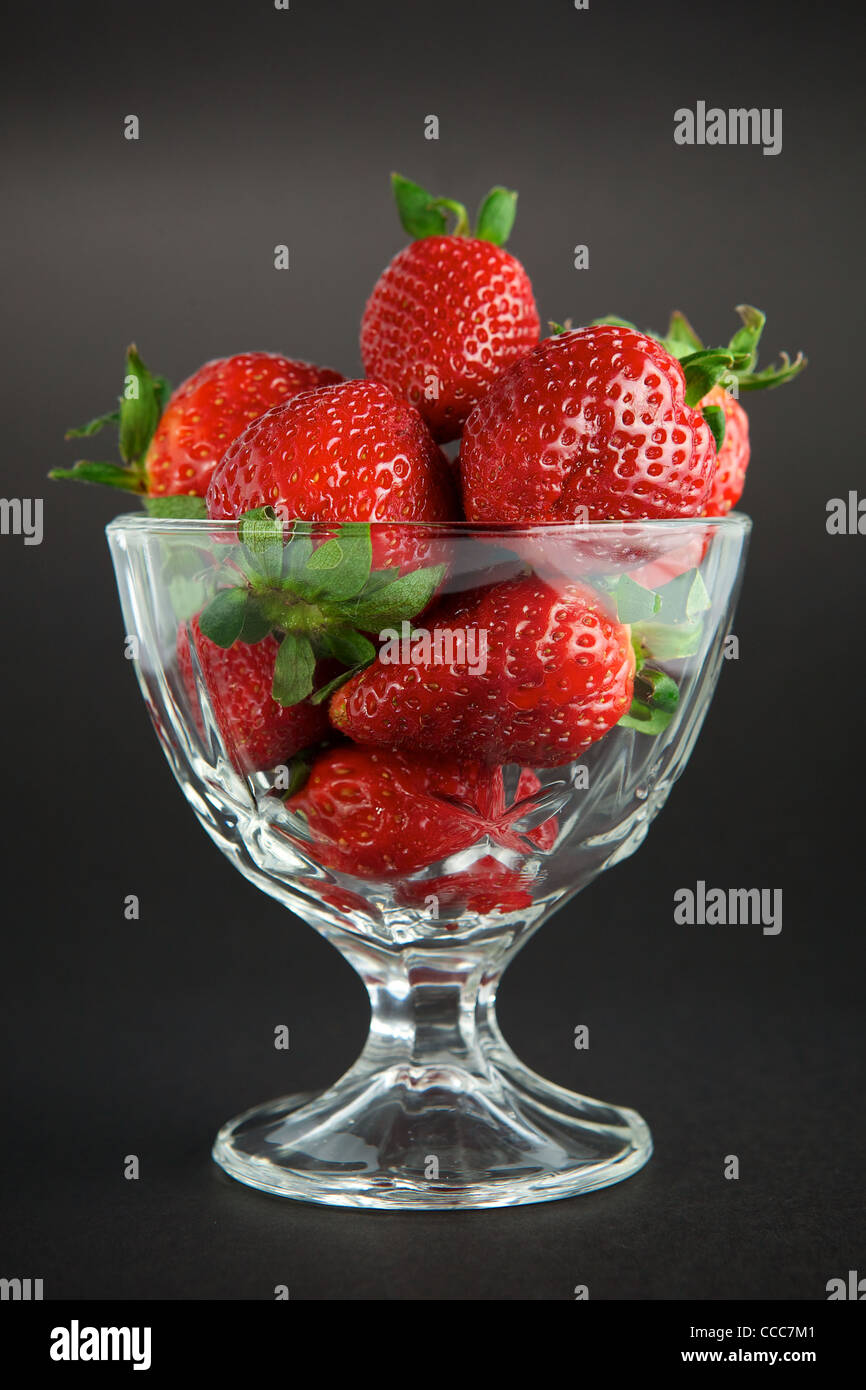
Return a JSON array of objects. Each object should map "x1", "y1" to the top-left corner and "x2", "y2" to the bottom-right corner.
[
  {"x1": 144, "y1": 353, "x2": 343, "y2": 500},
  {"x1": 360, "y1": 174, "x2": 540, "y2": 442},
  {"x1": 627, "y1": 534, "x2": 708, "y2": 591},
  {"x1": 329, "y1": 573, "x2": 635, "y2": 767},
  {"x1": 460, "y1": 325, "x2": 721, "y2": 524},
  {"x1": 404, "y1": 857, "x2": 539, "y2": 918},
  {"x1": 598, "y1": 305, "x2": 805, "y2": 520},
  {"x1": 700, "y1": 385, "x2": 749, "y2": 516},
  {"x1": 177, "y1": 618, "x2": 333, "y2": 773},
  {"x1": 285, "y1": 747, "x2": 557, "y2": 879},
  {"x1": 51, "y1": 347, "x2": 342, "y2": 515},
  {"x1": 205, "y1": 378, "x2": 458, "y2": 571},
  {"x1": 398, "y1": 768, "x2": 558, "y2": 916},
  {"x1": 655, "y1": 305, "x2": 806, "y2": 518}
]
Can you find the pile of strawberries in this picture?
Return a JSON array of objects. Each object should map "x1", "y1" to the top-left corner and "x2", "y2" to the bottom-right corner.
[{"x1": 56, "y1": 175, "x2": 804, "y2": 908}]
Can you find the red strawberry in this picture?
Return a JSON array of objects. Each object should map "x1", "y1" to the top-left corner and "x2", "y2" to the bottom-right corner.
[
  {"x1": 406, "y1": 858, "x2": 538, "y2": 918},
  {"x1": 206, "y1": 378, "x2": 458, "y2": 570},
  {"x1": 360, "y1": 174, "x2": 539, "y2": 442},
  {"x1": 52, "y1": 347, "x2": 342, "y2": 512},
  {"x1": 700, "y1": 385, "x2": 750, "y2": 516},
  {"x1": 286, "y1": 746, "x2": 498, "y2": 876},
  {"x1": 398, "y1": 768, "x2": 558, "y2": 916},
  {"x1": 286, "y1": 747, "x2": 556, "y2": 879},
  {"x1": 178, "y1": 618, "x2": 332, "y2": 773},
  {"x1": 627, "y1": 533, "x2": 708, "y2": 591},
  {"x1": 329, "y1": 573, "x2": 634, "y2": 767},
  {"x1": 144, "y1": 353, "x2": 343, "y2": 499},
  {"x1": 652, "y1": 305, "x2": 804, "y2": 518},
  {"x1": 460, "y1": 325, "x2": 719, "y2": 523},
  {"x1": 624, "y1": 386, "x2": 747, "y2": 585}
]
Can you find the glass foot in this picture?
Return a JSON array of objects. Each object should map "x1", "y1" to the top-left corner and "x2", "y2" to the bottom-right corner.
[{"x1": 212, "y1": 1056, "x2": 652, "y2": 1209}]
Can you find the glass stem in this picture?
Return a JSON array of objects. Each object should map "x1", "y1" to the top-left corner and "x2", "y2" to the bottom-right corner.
[{"x1": 339, "y1": 937, "x2": 511, "y2": 1078}]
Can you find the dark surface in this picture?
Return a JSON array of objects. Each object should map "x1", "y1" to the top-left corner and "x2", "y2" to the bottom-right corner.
[{"x1": 1, "y1": 0, "x2": 864, "y2": 1300}]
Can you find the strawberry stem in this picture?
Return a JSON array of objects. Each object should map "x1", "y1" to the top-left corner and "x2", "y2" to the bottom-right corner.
[
  {"x1": 430, "y1": 197, "x2": 470, "y2": 236},
  {"x1": 48, "y1": 460, "x2": 148, "y2": 493}
]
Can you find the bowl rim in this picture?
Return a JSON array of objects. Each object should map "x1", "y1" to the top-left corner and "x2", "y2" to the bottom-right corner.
[{"x1": 106, "y1": 511, "x2": 752, "y2": 538}]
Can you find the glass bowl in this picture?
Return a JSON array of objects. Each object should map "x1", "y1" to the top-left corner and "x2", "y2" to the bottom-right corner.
[{"x1": 107, "y1": 512, "x2": 749, "y2": 1209}]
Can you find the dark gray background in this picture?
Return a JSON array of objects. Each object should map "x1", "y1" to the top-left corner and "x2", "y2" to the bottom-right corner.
[{"x1": 1, "y1": 0, "x2": 863, "y2": 1299}]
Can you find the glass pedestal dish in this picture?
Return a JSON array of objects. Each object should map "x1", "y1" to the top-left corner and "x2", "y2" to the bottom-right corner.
[{"x1": 108, "y1": 514, "x2": 749, "y2": 1209}]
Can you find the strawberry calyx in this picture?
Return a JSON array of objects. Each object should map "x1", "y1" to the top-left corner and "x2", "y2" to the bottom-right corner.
[
  {"x1": 198, "y1": 508, "x2": 446, "y2": 709},
  {"x1": 661, "y1": 305, "x2": 807, "y2": 393},
  {"x1": 391, "y1": 173, "x2": 518, "y2": 247},
  {"x1": 590, "y1": 306, "x2": 806, "y2": 394},
  {"x1": 582, "y1": 306, "x2": 806, "y2": 452},
  {"x1": 49, "y1": 345, "x2": 205, "y2": 516},
  {"x1": 597, "y1": 565, "x2": 714, "y2": 736},
  {"x1": 701, "y1": 404, "x2": 727, "y2": 452}
]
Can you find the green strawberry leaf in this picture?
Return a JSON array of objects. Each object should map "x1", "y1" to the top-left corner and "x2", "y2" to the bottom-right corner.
[
  {"x1": 313, "y1": 626, "x2": 377, "y2": 667},
  {"x1": 619, "y1": 699, "x2": 675, "y2": 735},
  {"x1": 190, "y1": 514, "x2": 444, "y2": 685},
  {"x1": 272, "y1": 632, "x2": 316, "y2": 707},
  {"x1": 358, "y1": 566, "x2": 402, "y2": 596},
  {"x1": 736, "y1": 351, "x2": 807, "y2": 391},
  {"x1": 474, "y1": 186, "x2": 518, "y2": 246},
  {"x1": 118, "y1": 345, "x2": 161, "y2": 465},
  {"x1": 342, "y1": 563, "x2": 446, "y2": 631},
  {"x1": 310, "y1": 662, "x2": 369, "y2": 707},
  {"x1": 198, "y1": 587, "x2": 249, "y2": 647},
  {"x1": 726, "y1": 304, "x2": 765, "y2": 370},
  {"x1": 702, "y1": 403, "x2": 726, "y2": 453},
  {"x1": 303, "y1": 524, "x2": 372, "y2": 600},
  {"x1": 165, "y1": 545, "x2": 214, "y2": 621},
  {"x1": 238, "y1": 506, "x2": 285, "y2": 583},
  {"x1": 168, "y1": 576, "x2": 207, "y2": 622},
  {"x1": 284, "y1": 521, "x2": 315, "y2": 578},
  {"x1": 654, "y1": 568, "x2": 711, "y2": 625},
  {"x1": 278, "y1": 754, "x2": 312, "y2": 798},
  {"x1": 163, "y1": 542, "x2": 212, "y2": 578},
  {"x1": 631, "y1": 618, "x2": 703, "y2": 661},
  {"x1": 661, "y1": 310, "x2": 704, "y2": 359},
  {"x1": 591, "y1": 315, "x2": 639, "y2": 331},
  {"x1": 391, "y1": 173, "x2": 449, "y2": 239},
  {"x1": 144, "y1": 494, "x2": 207, "y2": 518},
  {"x1": 239, "y1": 602, "x2": 274, "y2": 645},
  {"x1": 48, "y1": 460, "x2": 146, "y2": 492},
  {"x1": 613, "y1": 574, "x2": 663, "y2": 624},
  {"x1": 681, "y1": 350, "x2": 736, "y2": 407},
  {"x1": 596, "y1": 304, "x2": 806, "y2": 400},
  {"x1": 54, "y1": 344, "x2": 173, "y2": 497},
  {"x1": 65, "y1": 408, "x2": 120, "y2": 440},
  {"x1": 152, "y1": 374, "x2": 172, "y2": 415}
]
